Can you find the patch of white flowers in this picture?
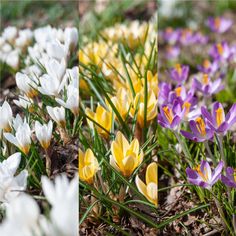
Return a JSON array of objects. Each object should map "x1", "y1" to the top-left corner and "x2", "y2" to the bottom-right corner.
[
  {"x1": 0, "y1": 174, "x2": 78, "y2": 236},
  {"x1": 0, "y1": 24, "x2": 79, "y2": 235}
]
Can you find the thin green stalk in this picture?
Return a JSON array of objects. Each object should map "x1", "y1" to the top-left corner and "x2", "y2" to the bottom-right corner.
[
  {"x1": 173, "y1": 131, "x2": 192, "y2": 165},
  {"x1": 210, "y1": 191, "x2": 234, "y2": 235},
  {"x1": 204, "y1": 141, "x2": 216, "y2": 165},
  {"x1": 218, "y1": 135, "x2": 227, "y2": 165}
]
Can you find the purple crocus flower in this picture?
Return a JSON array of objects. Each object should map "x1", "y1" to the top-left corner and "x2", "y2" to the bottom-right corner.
[
  {"x1": 166, "y1": 45, "x2": 180, "y2": 60},
  {"x1": 186, "y1": 160, "x2": 224, "y2": 189},
  {"x1": 197, "y1": 59, "x2": 219, "y2": 75},
  {"x1": 167, "y1": 86, "x2": 199, "y2": 121},
  {"x1": 207, "y1": 17, "x2": 232, "y2": 34},
  {"x1": 162, "y1": 27, "x2": 180, "y2": 45},
  {"x1": 181, "y1": 116, "x2": 214, "y2": 142},
  {"x1": 201, "y1": 102, "x2": 236, "y2": 135},
  {"x1": 221, "y1": 167, "x2": 236, "y2": 188},
  {"x1": 158, "y1": 82, "x2": 172, "y2": 105},
  {"x1": 209, "y1": 42, "x2": 232, "y2": 62},
  {"x1": 158, "y1": 100, "x2": 185, "y2": 130},
  {"x1": 168, "y1": 86, "x2": 197, "y2": 106},
  {"x1": 193, "y1": 74, "x2": 224, "y2": 97},
  {"x1": 193, "y1": 32, "x2": 208, "y2": 44},
  {"x1": 179, "y1": 28, "x2": 194, "y2": 46},
  {"x1": 169, "y1": 64, "x2": 189, "y2": 84}
]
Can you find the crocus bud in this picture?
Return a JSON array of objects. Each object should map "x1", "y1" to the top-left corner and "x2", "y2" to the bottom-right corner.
[
  {"x1": 46, "y1": 106, "x2": 66, "y2": 127},
  {"x1": 64, "y1": 27, "x2": 78, "y2": 51},
  {"x1": 85, "y1": 104, "x2": 112, "y2": 138},
  {"x1": 46, "y1": 39, "x2": 67, "y2": 61},
  {"x1": 79, "y1": 148, "x2": 99, "y2": 184},
  {"x1": 35, "y1": 120, "x2": 53, "y2": 149},
  {"x1": 135, "y1": 162, "x2": 157, "y2": 206},
  {"x1": 16, "y1": 72, "x2": 38, "y2": 98},
  {"x1": 0, "y1": 101, "x2": 13, "y2": 132},
  {"x1": 4, "y1": 122, "x2": 31, "y2": 154}
]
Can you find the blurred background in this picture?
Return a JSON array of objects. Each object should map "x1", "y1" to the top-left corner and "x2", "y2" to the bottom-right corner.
[
  {"x1": 1, "y1": 0, "x2": 79, "y2": 29},
  {"x1": 158, "y1": 0, "x2": 236, "y2": 29},
  {"x1": 79, "y1": 0, "x2": 157, "y2": 40}
]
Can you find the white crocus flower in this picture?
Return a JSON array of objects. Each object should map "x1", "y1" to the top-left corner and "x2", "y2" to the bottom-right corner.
[
  {"x1": 4, "y1": 122, "x2": 31, "y2": 154},
  {"x1": 38, "y1": 74, "x2": 63, "y2": 96},
  {"x1": 42, "y1": 175, "x2": 78, "y2": 236},
  {"x1": 11, "y1": 114, "x2": 25, "y2": 131},
  {"x1": 46, "y1": 106, "x2": 66, "y2": 127},
  {"x1": 22, "y1": 64, "x2": 42, "y2": 78},
  {"x1": 0, "y1": 194, "x2": 44, "y2": 236},
  {"x1": 0, "y1": 101, "x2": 13, "y2": 132},
  {"x1": 66, "y1": 66, "x2": 79, "y2": 85},
  {"x1": 45, "y1": 58, "x2": 66, "y2": 82},
  {"x1": 35, "y1": 120, "x2": 53, "y2": 149},
  {"x1": 15, "y1": 72, "x2": 38, "y2": 98},
  {"x1": 46, "y1": 39, "x2": 68, "y2": 61},
  {"x1": 5, "y1": 50, "x2": 19, "y2": 69},
  {"x1": 64, "y1": 27, "x2": 78, "y2": 51},
  {"x1": 38, "y1": 59, "x2": 67, "y2": 96},
  {"x1": 2, "y1": 26, "x2": 17, "y2": 43},
  {"x1": 0, "y1": 152, "x2": 28, "y2": 204},
  {"x1": 56, "y1": 84, "x2": 79, "y2": 116},
  {"x1": 13, "y1": 95, "x2": 33, "y2": 110},
  {"x1": 15, "y1": 29, "x2": 33, "y2": 48}
]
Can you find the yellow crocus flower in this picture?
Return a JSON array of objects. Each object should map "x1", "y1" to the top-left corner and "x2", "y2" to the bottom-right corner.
[
  {"x1": 79, "y1": 148, "x2": 99, "y2": 184},
  {"x1": 110, "y1": 131, "x2": 143, "y2": 177},
  {"x1": 78, "y1": 41, "x2": 117, "y2": 68},
  {"x1": 110, "y1": 88, "x2": 131, "y2": 120},
  {"x1": 85, "y1": 104, "x2": 112, "y2": 138},
  {"x1": 130, "y1": 88, "x2": 157, "y2": 128},
  {"x1": 135, "y1": 162, "x2": 157, "y2": 206}
]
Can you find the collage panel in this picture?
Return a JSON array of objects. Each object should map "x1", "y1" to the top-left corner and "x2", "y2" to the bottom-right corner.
[
  {"x1": 158, "y1": 0, "x2": 236, "y2": 235},
  {"x1": 1, "y1": 0, "x2": 236, "y2": 235},
  {"x1": 0, "y1": 1, "x2": 79, "y2": 236},
  {"x1": 79, "y1": 0, "x2": 158, "y2": 235}
]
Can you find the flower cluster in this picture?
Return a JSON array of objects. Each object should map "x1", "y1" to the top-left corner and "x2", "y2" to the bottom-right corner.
[
  {"x1": 0, "y1": 175, "x2": 78, "y2": 236},
  {"x1": 79, "y1": 17, "x2": 158, "y2": 214},
  {"x1": 0, "y1": 26, "x2": 33, "y2": 69},
  {"x1": 0, "y1": 24, "x2": 78, "y2": 235},
  {"x1": 158, "y1": 13, "x2": 236, "y2": 233}
]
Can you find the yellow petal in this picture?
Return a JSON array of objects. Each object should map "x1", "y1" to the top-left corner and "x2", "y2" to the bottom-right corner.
[
  {"x1": 79, "y1": 149, "x2": 85, "y2": 169},
  {"x1": 116, "y1": 131, "x2": 129, "y2": 155},
  {"x1": 147, "y1": 182, "x2": 157, "y2": 200},
  {"x1": 101, "y1": 109, "x2": 111, "y2": 131},
  {"x1": 135, "y1": 175, "x2": 148, "y2": 197},
  {"x1": 122, "y1": 154, "x2": 135, "y2": 176},
  {"x1": 109, "y1": 154, "x2": 120, "y2": 171},
  {"x1": 84, "y1": 149, "x2": 94, "y2": 164},
  {"x1": 147, "y1": 182, "x2": 158, "y2": 206},
  {"x1": 96, "y1": 104, "x2": 105, "y2": 117},
  {"x1": 146, "y1": 162, "x2": 157, "y2": 185},
  {"x1": 129, "y1": 138, "x2": 139, "y2": 156},
  {"x1": 83, "y1": 165, "x2": 94, "y2": 180},
  {"x1": 111, "y1": 141, "x2": 124, "y2": 170},
  {"x1": 136, "y1": 150, "x2": 144, "y2": 167}
]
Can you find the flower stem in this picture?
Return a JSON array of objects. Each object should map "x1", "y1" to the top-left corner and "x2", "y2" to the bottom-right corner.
[
  {"x1": 204, "y1": 141, "x2": 216, "y2": 165},
  {"x1": 218, "y1": 134, "x2": 227, "y2": 165},
  {"x1": 212, "y1": 195, "x2": 229, "y2": 233},
  {"x1": 97, "y1": 171, "x2": 106, "y2": 193},
  {"x1": 174, "y1": 131, "x2": 192, "y2": 164},
  {"x1": 44, "y1": 148, "x2": 51, "y2": 176},
  {"x1": 233, "y1": 214, "x2": 236, "y2": 235},
  {"x1": 211, "y1": 191, "x2": 234, "y2": 235}
]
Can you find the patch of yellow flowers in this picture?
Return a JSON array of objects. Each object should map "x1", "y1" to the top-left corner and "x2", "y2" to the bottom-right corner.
[{"x1": 79, "y1": 20, "x2": 158, "y2": 207}]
